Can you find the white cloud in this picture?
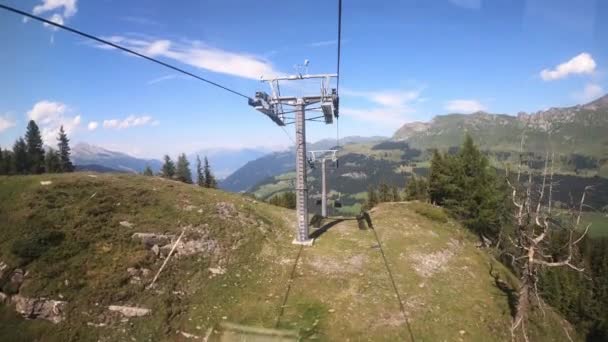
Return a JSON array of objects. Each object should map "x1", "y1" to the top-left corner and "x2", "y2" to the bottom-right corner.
[
  {"x1": 342, "y1": 89, "x2": 421, "y2": 107},
  {"x1": 88, "y1": 121, "x2": 99, "y2": 131},
  {"x1": 540, "y1": 53, "x2": 596, "y2": 81},
  {"x1": 449, "y1": 0, "x2": 481, "y2": 10},
  {"x1": 341, "y1": 88, "x2": 423, "y2": 127},
  {"x1": 147, "y1": 74, "x2": 180, "y2": 85},
  {"x1": 26, "y1": 100, "x2": 81, "y2": 143},
  {"x1": 445, "y1": 99, "x2": 486, "y2": 113},
  {"x1": 573, "y1": 83, "x2": 604, "y2": 103},
  {"x1": 0, "y1": 115, "x2": 16, "y2": 132},
  {"x1": 33, "y1": 0, "x2": 77, "y2": 18},
  {"x1": 102, "y1": 115, "x2": 157, "y2": 129},
  {"x1": 93, "y1": 35, "x2": 281, "y2": 80},
  {"x1": 42, "y1": 13, "x2": 64, "y2": 31}
]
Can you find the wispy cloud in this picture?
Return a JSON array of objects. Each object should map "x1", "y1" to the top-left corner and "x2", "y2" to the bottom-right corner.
[
  {"x1": 449, "y1": 0, "x2": 481, "y2": 10},
  {"x1": 26, "y1": 100, "x2": 81, "y2": 143},
  {"x1": 102, "y1": 115, "x2": 159, "y2": 129},
  {"x1": 147, "y1": 74, "x2": 184, "y2": 85},
  {"x1": 540, "y1": 52, "x2": 596, "y2": 81},
  {"x1": 26, "y1": 0, "x2": 77, "y2": 31},
  {"x1": 87, "y1": 121, "x2": 99, "y2": 131},
  {"x1": 0, "y1": 115, "x2": 16, "y2": 133},
  {"x1": 309, "y1": 40, "x2": 337, "y2": 47},
  {"x1": 341, "y1": 88, "x2": 423, "y2": 127},
  {"x1": 92, "y1": 35, "x2": 282, "y2": 80},
  {"x1": 444, "y1": 99, "x2": 486, "y2": 113},
  {"x1": 573, "y1": 83, "x2": 604, "y2": 103}
]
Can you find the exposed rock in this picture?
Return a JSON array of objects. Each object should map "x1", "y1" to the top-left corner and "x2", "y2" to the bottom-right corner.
[
  {"x1": 179, "y1": 331, "x2": 200, "y2": 339},
  {"x1": 10, "y1": 269, "x2": 25, "y2": 289},
  {"x1": 108, "y1": 305, "x2": 150, "y2": 317},
  {"x1": 0, "y1": 292, "x2": 7, "y2": 303},
  {"x1": 0, "y1": 261, "x2": 8, "y2": 279},
  {"x1": 126, "y1": 268, "x2": 139, "y2": 277},
  {"x1": 119, "y1": 221, "x2": 134, "y2": 228},
  {"x1": 208, "y1": 267, "x2": 226, "y2": 276},
  {"x1": 151, "y1": 244, "x2": 160, "y2": 256},
  {"x1": 132, "y1": 233, "x2": 174, "y2": 248},
  {"x1": 216, "y1": 202, "x2": 236, "y2": 219},
  {"x1": 40, "y1": 181, "x2": 52, "y2": 186},
  {"x1": 12, "y1": 295, "x2": 67, "y2": 324}
]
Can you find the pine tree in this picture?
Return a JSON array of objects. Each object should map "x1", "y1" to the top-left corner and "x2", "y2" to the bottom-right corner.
[
  {"x1": 57, "y1": 126, "x2": 74, "y2": 172},
  {"x1": 25, "y1": 120, "x2": 45, "y2": 174},
  {"x1": 196, "y1": 155, "x2": 205, "y2": 187},
  {"x1": 161, "y1": 155, "x2": 175, "y2": 178},
  {"x1": 44, "y1": 148, "x2": 61, "y2": 173},
  {"x1": 1, "y1": 148, "x2": 13, "y2": 175},
  {"x1": 143, "y1": 165, "x2": 153, "y2": 176},
  {"x1": 0, "y1": 148, "x2": 4, "y2": 175},
  {"x1": 176, "y1": 153, "x2": 193, "y2": 184},
  {"x1": 365, "y1": 185, "x2": 378, "y2": 209},
  {"x1": 391, "y1": 185, "x2": 400, "y2": 202},
  {"x1": 203, "y1": 156, "x2": 217, "y2": 188},
  {"x1": 13, "y1": 138, "x2": 28, "y2": 174},
  {"x1": 378, "y1": 183, "x2": 391, "y2": 202}
]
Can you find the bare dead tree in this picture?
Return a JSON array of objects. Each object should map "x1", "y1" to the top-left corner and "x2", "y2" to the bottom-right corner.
[{"x1": 505, "y1": 145, "x2": 592, "y2": 342}]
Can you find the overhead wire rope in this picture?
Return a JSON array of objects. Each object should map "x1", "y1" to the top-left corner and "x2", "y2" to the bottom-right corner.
[{"x1": 0, "y1": 3, "x2": 251, "y2": 100}]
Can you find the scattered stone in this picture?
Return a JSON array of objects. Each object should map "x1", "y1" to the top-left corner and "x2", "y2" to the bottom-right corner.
[
  {"x1": 151, "y1": 244, "x2": 160, "y2": 256},
  {"x1": 141, "y1": 268, "x2": 151, "y2": 277},
  {"x1": 108, "y1": 305, "x2": 151, "y2": 318},
  {"x1": 87, "y1": 322, "x2": 107, "y2": 327},
  {"x1": 328, "y1": 309, "x2": 336, "y2": 313},
  {"x1": 87, "y1": 174, "x2": 98, "y2": 178},
  {"x1": 179, "y1": 331, "x2": 200, "y2": 339},
  {"x1": 216, "y1": 202, "x2": 236, "y2": 219},
  {"x1": 209, "y1": 267, "x2": 226, "y2": 276},
  {"x1": 126, "y1": 268, "x2": 139, "y2": 277},
  {"x1": 222, "y1": 316, "x2": 228, "y2": 320},
  {"x1": 183, "y1": 205, "x2": 197, "y2": 211},
  {"x1": 119, "y1": 221, "x2": 134, "y2": 228},
  {"x1": 132, "y1": 233, "x2": 174, "y2": 248},
  {"x1": 459, "y1": 330, "x2": 466, "y2": 335},
  {"x1": 197, "y1": 208, "x2": 203, "y2": 214},
  {"x1": 0, "y1": 261, "x2": 8, "y2": 279},
  {"x1": 40, "y1": 181, "x2": 52, "y2": 186},
  {"x1": 0, "y1": 292, "x2": 7, "y2": 303},
  {"x1": 10, "y1": 269, "x2": 25, "y2": 289},
  {"x1": 12, "y1": 295, "x2": 67, "y2": 324}
]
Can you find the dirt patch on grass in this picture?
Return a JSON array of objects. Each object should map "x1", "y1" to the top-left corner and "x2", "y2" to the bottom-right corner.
[
  {"x1": 406, "y1": 238, "x2": 462, "y2": 278},
  {"x1": 306, "y1": 254, "x2": 366, "y2": 275}
]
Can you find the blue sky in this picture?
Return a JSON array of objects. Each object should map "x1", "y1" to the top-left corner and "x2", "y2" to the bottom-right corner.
[{"x1": 0, "y1": 0, "x2": 606, "y2": 158}]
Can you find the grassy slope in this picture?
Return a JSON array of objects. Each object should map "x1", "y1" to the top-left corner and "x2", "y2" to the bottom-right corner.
[{"x1": 0, "y1": 174, "x2": 575, "y2": 341}]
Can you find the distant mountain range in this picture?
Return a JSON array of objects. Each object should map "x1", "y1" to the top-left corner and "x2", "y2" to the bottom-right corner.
[
  {"x1": 230, "y1": 95, "x2": 608, "y2": 214},
  {"x1": 219, "y1": 136, "x2": 387, "y2": 192},
  {"x1": 394, "y1": 94, "x2": 608, "y2": 158},
  {"x1": 71, "y1": 143, "x2": 162, "y2": 174},
  {"x1": 70, "y1": 143, "x2": 283, "y2": 178}
]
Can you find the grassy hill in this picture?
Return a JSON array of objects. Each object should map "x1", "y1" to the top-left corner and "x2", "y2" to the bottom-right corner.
[{"x1": 0, "y1": 174, "x2": 576, "y2": 341}]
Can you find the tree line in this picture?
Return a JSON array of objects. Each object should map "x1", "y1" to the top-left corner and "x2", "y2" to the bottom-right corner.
[
  {"x1": 364, "y1": 134, "x2": 607, "y2": 340},
  {"x1": 144, "y1": 154, "x2": 217, "y2": 189},
  {"x1": 0, "y1": 120, "x2": 74, "y2": 175}
]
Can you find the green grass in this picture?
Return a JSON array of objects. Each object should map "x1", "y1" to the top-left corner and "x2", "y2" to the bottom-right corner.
[
  {"x1": 0, "y1": 175, "x2": 578, "y2": 341},
  {"x1": 581, "y1": 212, "x2": 608, "y2": 237}
]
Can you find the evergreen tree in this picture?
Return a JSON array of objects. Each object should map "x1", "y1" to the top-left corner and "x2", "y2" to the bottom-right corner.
[
  {"x1": 1, "y1": 148, "x2": 13, "y2": 175},
  {"x1": 392, "y1": 186, "x2": 401, "y2": 202},
  {"x1": 161, "y1": 155, "x2": 175, "y2": 178},
  {"x1": 57, "y1": 126, "x2": 74, "y2": 172},
  {"x1": 196, "y1": 155, "x2": 205, "y2": 187},
  {"x1": 44, "y1": 148, "x2": 61, "y2": 173},
  {"x1": 203, "y1": 156, "x2": 217, "y2": 188},
  {"x1": 365, "y1": 185, "x2": 378, "y2": 209},
  {"x1": 143, "y1": 165, "x2": 153, "y2": 176},
  {"x1": 378, "y1": 183, "x2": 391, "y2": 202},
  {"x1": 268, "y1": 191, "x2": 296, "y2": 209},
  {"x1": 13, "y1": 138, "x2": 28, "y2": 174},
  {"x1": 406, "y1": 175, "x2": 429, "y2": 201},
  {"x1": 175, "y1": 153, "x2": 193, "y2": 184},
  {"x1": 25, "y1": 120, "x2": 45, "y2": 174},
  {"x1": 0, "y1": 148, "x2": 4, "y2": 175}
]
